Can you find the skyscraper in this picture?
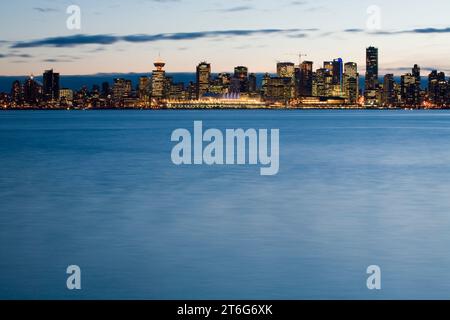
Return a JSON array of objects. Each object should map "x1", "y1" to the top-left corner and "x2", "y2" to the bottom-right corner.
[
  {"x1": 298, "y1": 61, "x2": 313, "y2": 97},
  {"x1": 343, "y1": 62, "x2": 359, "y2": 103},
  {"x1": 151, "y1": 57, "x2": 166, "y2": 99},
  {"x1": 196, "y1": 62, "x2": 211, "y2": 99},
  {"x1": 332, "y1": 58, "x2": 343, "y2": 92},
  {"x1": 383, "y1": 74, "x2": 395, "y2": 106},
  {"x1": 277, "y1": 62, "x2": 295, "y2": 79},
  {"x1": 365, "y1": 47, "x2": 379, "y2": 105},
  {"x1": 428, "y1": 70, "x2": 447, "y2": 105},
  {"x1": 138, "y1": 77, "x2": 151, "y2": 104},
  {"x1": 234, "y1": 66, "x2": 249, "y2": 93},
  {"x1": 365, "y1": 47, "x2": 378, "y2": 90},
  {"x1": 23, "y1": 75, "x2": 41, "y2": 105},
  {"x1": 43, "y1": 69, "x2": 60, "y2": 102},
  {"x1": 412, "y1": 64, "x2": 421, "y2": 104},
  {"x1": 401, "y1": 73, "x2": 417, "y2": 106}
]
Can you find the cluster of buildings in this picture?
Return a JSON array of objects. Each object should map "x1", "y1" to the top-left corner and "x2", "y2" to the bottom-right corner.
[{"x1": 2, "y1": 47, "x2": 450, "y2": 109}]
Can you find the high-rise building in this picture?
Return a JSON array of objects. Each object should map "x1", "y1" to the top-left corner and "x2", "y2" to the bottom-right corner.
[
  {"x1": 196, "y1": 62, "x2": 211, "y2": 99},
  {"x1": 43, "y1": 69, "x2": 60, "y2": 102},
  {"x1": 313, "y1": 68, "x2": 328, "y2": 97},
  {"x1": 365, "y1": 47, "x2": 379, "y2": 105},
  {"x1": 401, "y1": 73, "x2": 417, "y2": 106},
  {"x1": 332, "y1": 58, "x2": 344, "y2": 92},
  {"x1": 151, "y1": 57, "x2": 166, "y2": 99},
  {"x1": 382, "y1": 74, "x2": 395, "y2": 106},
  {"x1": 112, "y1": 78, "x2": 132, "y2": 102},
  {"x1": 233, "y1": 66, "x2": 249, "y2": 93},
  {"x1": 428, "y1": 70, "x2": 447, "y2": 105},
  {"x1": 277, "y1": 62, "x2": 295, "y2": 79},
  {"x1": 23, "y1": 75, "x2": 42, "y2": 105},
  {"x1": 412, "y1": 64, "x2": 421, "y2": 104},
  {"x1": 248, "y1": 73, "x2": 257, "y2": 93},
  {"x1": 138, "y1": 77, "x2": 151, "y2": 104},
  {"x1": 298, "y1": 61, "x2": 313, "y2": 96},
  {"x1": 343, "y1": 62, "x2": 359, "y2": 103},
  {"x1": 365, "y1": 47, "x2": 378, "y2": 91}
]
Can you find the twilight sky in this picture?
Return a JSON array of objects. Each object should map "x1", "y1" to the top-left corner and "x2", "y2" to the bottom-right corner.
[{"x1": 0, "y1": 0, "x2": 449, "y2": 76}]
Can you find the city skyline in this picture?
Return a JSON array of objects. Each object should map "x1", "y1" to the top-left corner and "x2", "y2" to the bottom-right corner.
[
  {"x1": 3, "y1": 45, "x2": 450, "y2": 110},
  {"x1": 1, "y1": 0, "x2": 450, "y2": 75}
]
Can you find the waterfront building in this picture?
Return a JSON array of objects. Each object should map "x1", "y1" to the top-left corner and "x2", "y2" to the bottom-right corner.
[
  {"x1": 365, "y1": 47, "x2": 379, "y2": 105},
  {"x1": 43, "y1": 69, "x2": 60, "y2": 102},
  {"x1": 343, "y1": 62, "x2": 359, "y2": 103},
  {"x1": 151, "y1": 57, "x2": 166, "y2": 99},
  {"x1": 196, "y1": 61, "x2": 211, "y2": 99}
]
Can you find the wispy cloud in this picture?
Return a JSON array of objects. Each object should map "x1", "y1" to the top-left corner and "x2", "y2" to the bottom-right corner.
[
  {"x1": 219, "y1": 6, "x2": 253, "y2": 13},
  {"x1": 342, "y1": 26, "x2": 450, "y2": 35},
  {"x1": 12, "y1": 29, "x2": 313, "y2": 49},
  {"x1": 33, "y1": 7, "x2": 59, "y2": 13}
]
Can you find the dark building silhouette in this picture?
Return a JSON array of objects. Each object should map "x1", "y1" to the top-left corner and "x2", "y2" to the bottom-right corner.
[
  {"x1": 43, "y1": 69, "x2": 60, "y2": 102},
  {"x1": 298, "y1": 61, "x2": 313, "y2": 96}
]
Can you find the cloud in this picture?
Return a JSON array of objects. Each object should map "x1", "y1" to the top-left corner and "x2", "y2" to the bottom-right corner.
[
  {"x1": 12, "y1": 29, "x2": 312, "y2": 48},
  {"x1": 33, "y1": 7, "x2": 59, "y2": 13},
  {"x1": 342, "y1": 26, "x2": 450, "y2": 35},
  {"x1": 0, "y1": 53, "x2": 33, "y2": 59},
  {"x1": 219, "y1": 6, "x2": 253, "y2": 12}
]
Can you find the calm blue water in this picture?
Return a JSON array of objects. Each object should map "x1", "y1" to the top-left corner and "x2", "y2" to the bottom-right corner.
[{"x1": 1, "y1": 110, "x2": 450, "y2": 300}]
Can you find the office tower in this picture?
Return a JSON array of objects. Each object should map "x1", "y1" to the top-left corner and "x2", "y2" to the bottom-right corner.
[
  {"x1": 343, "y1": 62, "x2": 359, "y2": 103},
  {"x1": 412, "y1": 64, "x2": 421, "y2": 104},
  {"x1": 138, "y1": 77, "x2": 150, "y2": 103},
  {"x1": 43, "y1": 69, "x2": 60, "y2": 102},
  {"x1": 11, "y1": 80, "x2": 22, "y2": 105},
  {"x1": 112, "y1": 78, "x2": 128, "y2": 102},
  {"x1": 196, "y1": 61, "x2": 211, "y2": 99},
  {"x1": 277, "y1": 62, "x2": 295, "y2": 79},
  {"x1": 151, "y1": 57, "x2": 166, "y2": 99},
  {"x1": 332, "y1": 58, "x2": 344, "y2": 91},
  {"x1": 365, "y1": 47, "x2": 379, "y2": 105},
  {"x1": 324, "y1": 61, "x2": 333, "y2": 73},
  {"x1": 428, "y1": 70, "x2": 447, "y2": 105},
  {"x1": 233, "y1": 66, "x2": 249, "y2": 93},
  {"x1": 313, "y1": 68, "x2": 327, "y2": 97},
  {"x1": 298, "y1": 61, "x2": 314, "y2": 96},
  {"x1": 265, "y1": 77, "x2": 296, "y2": 102},
  {"x1": 23, "y1": 75, "x2": 41, "y2": 104},
  {"x1": 168, "y1": 82, "x2": 185, "y2": 100},
  {"x1": 234, "y1": 66, "x2": 248, "y2": 79},
  {"x1": 365, "y1": 47, "x2": 378, "y2": 90},
  {"x1": 383, "y1": 74, "x2": 395, "y2": 106},
  {"x1": 261, "y1": 73, "x2": 271, "y2": 97},
  {"x1": 401, "y1": 73, "x2": 417, "y2": 106},
  {"x1": 248, "y1": 73, "x2": 257, "y2": 93}
]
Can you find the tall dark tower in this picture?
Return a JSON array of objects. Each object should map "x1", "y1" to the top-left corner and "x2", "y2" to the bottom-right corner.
[
  {"x1": 412, "y1": 64, "x2": 421, "y2": 104},
  {"x1": 299, "y1": 61, "x2": 313, "y2": 96},
  {"x1": 43, "y1": 69, "x2": 60, "y2": 102},
  {"x1": 196, "y1": 62, "x2": 211, "y2": 99},
  {"x1": 365, "y1": 47, "x2": 378, "y2": 91}
]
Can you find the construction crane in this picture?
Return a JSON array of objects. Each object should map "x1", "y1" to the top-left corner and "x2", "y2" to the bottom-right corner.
[
  {"x1": 298, "y1": 53, "x2": 308, "y2": 66},
  {"x1": 284, "y1": 52, "x2": 308, "y2": 66}
]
